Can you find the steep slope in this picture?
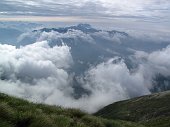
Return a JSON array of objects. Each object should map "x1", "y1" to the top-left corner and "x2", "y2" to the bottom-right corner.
[
  {"x1": 95, "y1": 91, "x2": 170, "y2": 127},
  {"x1": 0, "y1": 93, "x2": 144, "y2": 127}
]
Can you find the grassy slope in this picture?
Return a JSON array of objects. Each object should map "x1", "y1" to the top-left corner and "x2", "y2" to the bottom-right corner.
[
  {"x1": 95, "y1": 91, "x2": 170, "y2": 127},
  {"x1": 0, "y1": 93, "x2": 144, "y2": 127}
]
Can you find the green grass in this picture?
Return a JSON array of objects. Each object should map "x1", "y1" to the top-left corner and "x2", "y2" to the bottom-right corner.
[
  {"x1": 95, "y1": 91, "x2": 170, "y2": 127},
  {"x1": 0, "y1": 93, "x2": 143, "y2": 127}
]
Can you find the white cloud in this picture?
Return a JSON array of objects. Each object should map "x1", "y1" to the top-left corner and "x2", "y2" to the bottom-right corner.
[
  {"x1": 1, "y1": 29, "x2": 170, "y2": 113},
  {"x1": 38, "y1": 30, "x2": 95, "y2": 44},
  {"x1": 78, "y1": 45, "x2": 170, "y2": 112},
  {"x1": 78, "y1": 58, "x2": 150, "y2": 111},
  {"x1": 145, "y1": 45, "x2": 170, "y2": 77},
  {"x1": 132, "y1": 45, "x2": 170, "y2": 89},
  {"x1": 92, "y1": 31, "x2": 126, "y2": 44},
  {"x1": 0, "y1": 41, "x2": 74, "y2": 103},
  {"x1": 17, "y1": 29, "x2": 96, "y2": 45},
  {"x1": 0, "y1": 40, "x2": 151, "y2": 113},
  {"x1": 148, "y1": 46, "x2": 170, "y2": 71},
  {"x1": 126, "y1": 30, "x2": 170, "y2": 43}
]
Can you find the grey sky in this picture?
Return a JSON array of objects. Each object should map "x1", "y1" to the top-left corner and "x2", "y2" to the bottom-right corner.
[{"x1": 0, "y1": 0, "x2": 170, "y2": 32}]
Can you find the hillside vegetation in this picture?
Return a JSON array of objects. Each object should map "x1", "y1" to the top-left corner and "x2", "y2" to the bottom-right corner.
[
  {"x1": 95, "y1": 91, "x2": 170, "y2": 127},
  {"x1": 0, "y1": 93, "x2": 144, "y2": 127},
  {"x1": 1, "y1": 90, "x2": 170, "y2": 127}
]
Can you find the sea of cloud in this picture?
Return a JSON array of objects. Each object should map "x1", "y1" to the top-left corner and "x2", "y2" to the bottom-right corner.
[{"x1": 0, "y1": 26, "x2": 170, "y2": 113}]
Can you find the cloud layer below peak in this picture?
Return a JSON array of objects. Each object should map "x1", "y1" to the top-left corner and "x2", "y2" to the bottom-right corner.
[{"x1": 0, "y1": 24, "x2": 170, "y2": 113}]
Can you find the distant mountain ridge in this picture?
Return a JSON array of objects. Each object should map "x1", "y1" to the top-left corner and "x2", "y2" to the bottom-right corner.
[{"x1": 33, "y1": 23, "x2": 129, "y2": 36}]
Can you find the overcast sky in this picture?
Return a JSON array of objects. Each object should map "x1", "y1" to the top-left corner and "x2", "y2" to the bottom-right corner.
[{"x1": 0, "y1": 0, "x2": 170, "y2": 31}]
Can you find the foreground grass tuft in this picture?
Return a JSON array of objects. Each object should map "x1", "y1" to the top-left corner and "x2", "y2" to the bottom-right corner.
[{"x1": 0, "y1": 93, "x2": 143, "y2": 127}]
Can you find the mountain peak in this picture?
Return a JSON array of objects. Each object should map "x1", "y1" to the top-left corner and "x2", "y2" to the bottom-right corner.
[
  {"x1": 77, "y1": 24, "x2": 92, "y2": 29},
  {"x1": 33, "y1": 24, "x2": 129, "y2": 36}
]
